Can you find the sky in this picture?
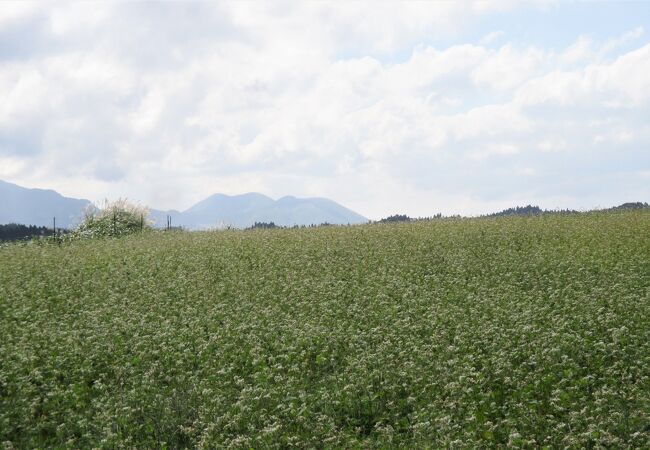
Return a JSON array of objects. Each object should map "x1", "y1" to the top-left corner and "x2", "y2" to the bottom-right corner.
[{"x1": 0, "y1": 1, "x2": 649, "y2": 219}]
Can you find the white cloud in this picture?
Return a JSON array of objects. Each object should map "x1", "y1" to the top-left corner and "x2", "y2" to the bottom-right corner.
[
  {"x1": 602, "y1": 26, "x2": 644, "y2": 54},
  {"x1": 472, "y1": 44, "x2": 547, "y2": 91},
  {"x1": 467, "y1": 143, "x2": 519, "y2": 161},
  {"x1": 0, "y1": 2, "x2": 41, "y2": 29},
  {"x1": 516, "y1": 43, "x2": 650, "y2": 108},
  {"x1": 480, "y1": 31, "x2": 505, "y2": 46},
  {"x1": 561, "y1": 36, "x2": 594, "y2": 64},
  {"x1": 0, "y1": 155, "x2": 27, "y2": 178},
  {"x1": 0, "y1": 2, "x2": 648, "y2": 217},
  {"x1": 537, "y1": 139, "x2": 567, "y2": 153}
]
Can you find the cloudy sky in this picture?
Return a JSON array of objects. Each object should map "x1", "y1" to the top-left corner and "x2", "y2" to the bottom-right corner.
[{"x1": 1, "y1": 1, "x2": 649, "y2": 219}]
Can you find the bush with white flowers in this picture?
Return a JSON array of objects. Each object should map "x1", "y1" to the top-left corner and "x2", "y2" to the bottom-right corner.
[{"x1": 74, "y1": 198, "x2": 151, "y2": 238}]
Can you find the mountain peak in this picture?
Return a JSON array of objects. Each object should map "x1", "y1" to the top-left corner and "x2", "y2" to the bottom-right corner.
[
  {"x1": 177, "y1": 192, "x2": 366, "y2": 229},
  {"x1": 0, "y1": 179, "x2": 91, "y2": 228}
]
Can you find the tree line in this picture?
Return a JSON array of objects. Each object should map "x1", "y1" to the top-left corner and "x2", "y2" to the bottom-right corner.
[
  {"x1": 377, "y1": 202, "x2": 649, "y2": 223},
  {"x1": 0, "y1": 223, "x2": 57, "y2": 241}
]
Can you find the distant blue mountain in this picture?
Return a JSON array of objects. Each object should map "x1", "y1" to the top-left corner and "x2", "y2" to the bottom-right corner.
[
  {"x1": 0, "y1": 179, "x2": 91, "y2": 228},
  {"x1": 179, "y1": 192, "x2": 276, "y2": 229},
  {"x1": 0, "y1": 179, "x2": 368, "y2": 229},
  {"x1": 153, "y1": 193, "x2": 368, "y2": 229}
]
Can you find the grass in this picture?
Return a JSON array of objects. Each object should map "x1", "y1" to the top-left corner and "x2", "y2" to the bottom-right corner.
[{"x1": 1, "y1": 211, "x2": 649, "y2": 448}]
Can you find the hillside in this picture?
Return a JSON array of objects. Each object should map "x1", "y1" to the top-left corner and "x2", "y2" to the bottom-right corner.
[
  {"x1": 1, "y1": 211, "x2": 648, "y2": 448},
  {"x1": 0, "y1": 179, "x2": 91, "y2": 228}
]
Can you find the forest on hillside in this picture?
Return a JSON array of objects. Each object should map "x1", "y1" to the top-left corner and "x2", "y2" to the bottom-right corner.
[{"x1": 0, "y1": 223, "x2": 55, "y2": 241}]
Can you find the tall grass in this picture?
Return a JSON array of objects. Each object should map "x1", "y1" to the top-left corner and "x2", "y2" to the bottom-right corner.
[{"x1": 1, "y1": 211, "x2": 648, "y2": 447}]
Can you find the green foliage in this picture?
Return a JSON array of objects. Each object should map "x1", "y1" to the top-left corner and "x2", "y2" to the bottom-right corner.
[
  {"x1": 490, "y1": 204, "x2": 545, "y2": 216},
  {"x1": 610, "y1": 201, "x2": 649, "y2": 210},
  {"x1": 0, "y1": 223, "x2": 55, "y2": 241},
  {"x1": 74, "y1": 199, "x2": 151, "y2": 238},
  {"x1": 247, "y1": 221, "x2": 279, "y2": 230},
  {"x1": 378, "y1": 214, "x2": 412, "y2": 223},
  {"x1": 1, "y1": 211, "x2": 649, "y2": 448}
]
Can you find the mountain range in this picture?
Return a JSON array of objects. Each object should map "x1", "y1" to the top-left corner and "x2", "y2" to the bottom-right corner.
[
  {"x1": 0, "y1": 179, "x2": 367, "y2": 229},
  {"x1": 153, "y1": 192, "x2": 367, "y2": 229}
]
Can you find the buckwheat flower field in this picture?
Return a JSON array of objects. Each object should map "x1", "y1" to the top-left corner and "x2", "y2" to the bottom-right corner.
[{"x1": 1, "y1": 211, "x2": 649, "y2": 448}]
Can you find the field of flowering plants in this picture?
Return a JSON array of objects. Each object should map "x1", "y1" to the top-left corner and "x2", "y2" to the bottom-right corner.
[{"x1": 1, "y1": 211, "x2": 649, "y2": 448}]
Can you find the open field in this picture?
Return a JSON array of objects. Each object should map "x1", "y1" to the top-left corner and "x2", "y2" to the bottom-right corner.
[{"x1": 1, "y1": 211, "x2": 649, "y2": 448}]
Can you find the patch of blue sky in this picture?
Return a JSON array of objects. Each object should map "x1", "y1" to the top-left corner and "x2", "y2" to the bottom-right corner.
[
  {"x1": 478, "y1": 2, "x2": 646, "y2": 52},
  {"x1": 353, "y1": 1, "x2": 650, "y2": 65}
]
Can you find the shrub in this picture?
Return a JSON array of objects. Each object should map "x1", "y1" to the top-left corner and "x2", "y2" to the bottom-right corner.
[{"x1": 74, "y1": 199, "x2": 151, "y2": 238}]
